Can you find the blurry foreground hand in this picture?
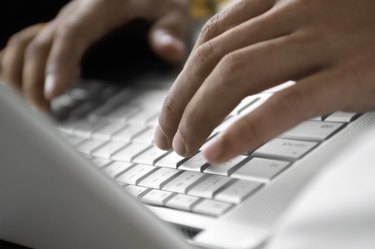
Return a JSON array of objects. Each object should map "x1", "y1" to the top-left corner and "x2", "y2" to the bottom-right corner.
[{"x1": 0, "y1": 0, "x2": 190, "y2": 111}]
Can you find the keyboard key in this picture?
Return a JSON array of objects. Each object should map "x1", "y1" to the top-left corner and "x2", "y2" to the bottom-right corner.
[
  {"x1": 124, "y1": 185, "x2": 150, "y2": 198},
  {"x1": 92, "y1": 141, "x2": 128, "y2": 158},
  {"x1": 188, "y1": 175, "x2": 232, "y2": 199},
  {"x1": 166, "y1": 194, "x2": 201, "y2": 211},
  {"x1": 107, "y1": 105, "x2": 140, "y2": 122},
  {"x1": 71, "y1": 120, "x2": 104, "y2": 138},
  {"x1": 117, "y1": 164, "x2": 157, "y2": 185},
  {"x1": 215, "y1": 180, "x2": 262, "y2": 204},
  {"x1": 155, "y1": 152, "x2": 188, "y2": 168},
  {"x1": 163, "y1": 171, "x2": 206, "y2": 194},
  {"x1": 280, "y1": 121, "x2": 343, "y2": 141},
  {"x1": 65, "y1": 136, "x2": 85, "y2": 146},
  {"x1": 253, "y1": 138, "x2": 317, "y2": 160},
  {"x1": 139, "y1": 168, "x2": 181, "y2": 189},
  {"x1": 179, "y1": 152, "x2": 209, "y2": 172},
  {"x1": 92, "y1": 122, "x2": 126, "y2": 140},
  {"x1": 132, "y1": 127, "x2": 155, "y2": 144},
  {"x1": 133, "y1": 146, "x2": 171, "y2": 165},
  {"x1": 112, "y1": 124, "x2": 148, "y2": 142},
  {"x1": 90, "y1": 158, "x2": 112, "y2": 168},
  {"x1": 103, "y1": 161, "x2": 134, "y2": 178},
  {"x1": 141, "y1": 189, "x2": 174, "y2": 206},
  {"x1": 112, "y1": 143, "x2": 151, "y2": 162},
  {"x1": 76, "y1": 139, "x2": 107, "y2": 154},
  {"x1": 192, "y1": 199, "x2": 232, "y2": 217},
  {"x1": 230, "y1": 96, "x2": 260, "y2": 116},
  {"x1": 324, "y1": 111, "x2": 359, "y2": 123},
  {"x1": 232, "y1": 158, "x2": 290, "y2": 182},
  {"x1": 204, "y1": 155, "x2": 248, "y2": 176},
  {"x1": 127, "y1": 108, "x2": 159, "y2": 125}
]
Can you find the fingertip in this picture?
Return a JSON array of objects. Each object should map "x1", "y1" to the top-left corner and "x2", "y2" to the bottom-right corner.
[
  {"x1": 154, "y1": 125, "x2": 173, "y2": 150},
  {"x1": 150, "y1": 30, "x2": 186, "y2": 63},
  {"x1": 203, "y1": 134, "x2": 227, "y2": 164},
  {"x1": 44, "y1": 74, "x2": 56, "y2": 101}
]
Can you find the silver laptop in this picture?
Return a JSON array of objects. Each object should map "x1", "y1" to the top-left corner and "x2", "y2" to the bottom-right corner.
[{"x1": 1, "y1": 76, "x2": 375, "y2": 249}]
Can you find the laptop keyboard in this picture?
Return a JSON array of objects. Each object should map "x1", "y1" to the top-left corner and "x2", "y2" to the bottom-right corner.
[{"x1": 54, "y1": 81, "x2": 360, "y2": 218}]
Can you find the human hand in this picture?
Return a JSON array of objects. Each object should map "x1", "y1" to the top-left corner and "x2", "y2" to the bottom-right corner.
[
  {"x1": 0, "y1": 0, "x2": 189, "y2": 111},
  {"x1": 156, "y1": 0, "x2": 375, "y2": 164}
]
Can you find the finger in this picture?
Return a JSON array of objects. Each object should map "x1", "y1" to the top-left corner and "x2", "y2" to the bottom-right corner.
[
  {"x1": 22, "y1": 26, "x2": 54, "y2": 112},
  {"x1": 44, "y1": 1, "x2": 136, "y2": 100},
  {"x1": 194, "y1": 0, "x2": 275, "y2": 49},
  {"x1": 171, "y1": 33, "x2": 327, "y2": 156},
  {"x1": 203, "y1": 69, "x2": 344, "y2": 164},
  {"x1": 149, "y1": 10, "x2": 189, "y2": 63},
  {"x1": 156, "y1": 7, "x2": 299, "y2": 150},
  {"x1": 1, "y1": 24, "x2": 45, "y2": 91}
]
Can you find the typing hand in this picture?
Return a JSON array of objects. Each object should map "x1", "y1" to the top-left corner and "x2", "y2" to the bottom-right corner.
[
  {"x1": 155, "y1": 0, "x2": 375, "y2": 164},
  {"x1": 0, "y1": 0, "x2": 189, "y2": 112}
]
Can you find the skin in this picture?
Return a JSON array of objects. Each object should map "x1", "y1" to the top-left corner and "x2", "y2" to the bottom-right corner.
[
  {"x1": 155, "y1": 0, "x2": 375, "y2": 164},
  {"x1": 0, "y1": 0, "x2": 190, "y2": 112}
]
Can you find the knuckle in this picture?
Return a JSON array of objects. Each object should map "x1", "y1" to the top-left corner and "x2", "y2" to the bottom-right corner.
[
  {"x1": 200, "y1": 13, "x2": 222, "y2": 42},
  {"x1": 192, "y1": 40, "x2": 216, "y2": 68},
  {"x1": 55, "y1": 21, "x2": 82, "y2": 42},
  {"x1": 25, "y1": 38, "x2": 49, "y2": 58},
  {"x1": 7, "y1": 33, "x2": 27, "y2": 48},
  {"x1": 218, "y1": 52, "x2": 245, "y2": 78}
]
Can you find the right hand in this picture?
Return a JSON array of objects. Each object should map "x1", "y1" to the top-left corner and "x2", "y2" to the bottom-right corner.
[{"x1": 0, "y1": 0, "x2": 190, "y2": 112}]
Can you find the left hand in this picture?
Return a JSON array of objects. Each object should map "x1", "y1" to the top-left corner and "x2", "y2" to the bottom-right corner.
[{"x1": 155, "y1": 0, "x2": 375, "y2": 164}]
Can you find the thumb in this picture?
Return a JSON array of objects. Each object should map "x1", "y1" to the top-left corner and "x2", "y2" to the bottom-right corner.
[{"x1": 149, "y1": 12, "x2": 189, "y2": 63}]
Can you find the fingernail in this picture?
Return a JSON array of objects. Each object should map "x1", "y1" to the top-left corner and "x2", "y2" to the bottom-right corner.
[
  {"x1": 204, "y1": 140, "x2": 223, "y2": 164},
  {"x1": 153, "y1": 30, "x2": 186, "y2": 56},
  {"x1": 44, "y1": 74, "x2": 56, "y2": 100},
  {"x1": 172, "y1": 130, "x2": 187, "y2": 156},
  {"x1": 154, "y1": 125, "x2": 171, "y2": 150}
]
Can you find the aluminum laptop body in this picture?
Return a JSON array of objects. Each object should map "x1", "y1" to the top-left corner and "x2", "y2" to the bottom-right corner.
[{"x1": 1, "y1": 80, "x2": 375, "y2": 249}]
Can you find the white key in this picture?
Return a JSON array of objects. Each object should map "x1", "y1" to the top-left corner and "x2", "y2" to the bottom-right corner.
[
  {"x1": 66, "y1": 136, "x2": 85, "y2": 146},
  {"x1": 325, "y1": 111, "x2": 359, "y2": 123},
  {"x1": 192, "y1": 199, "x2": 232, "y2": 217},
  {"x1": 238, "y1": 94, "x2": 271, "y2": 116},
  {"x1": 117, "y1": 164, "x2": 157, "y2": 185},
  {"x1": 139, "y1": 168, "x2": 181, "y2": 189},
  {"x1": 147, "y1": 114, "x2": 159, "y2": 126},
  {"x1": 71, "y1": 121, "x2": 104, "y2": 138},
  {"x1": 229, "y1": 96, "x2": 261, "y2": 116},
  {"x1": 132, "y1": 127, "x2": 155, "y2": 144},
  {"x1": 232, "y1": 158, "x2": 290, "y2": 182},
  {"x1": 215, "y1": 180, "x2": 262, "y2": 204},
  {"x1": 76, "y1": 139, "x2": 106, "y2": 154},
  {"x1": 141, "y1": 189, "x2": 174, "y2": 206},
  {"x1": 188, "y1": 175, "x2": 232, "y2": 199},
  {"x1": 112, "y1": 124, "x2": 148, "y2": 142},
  {"x1": 133, "y1": 146, "x2": 171, "y2": 165},
  {"x1": 179, "y1": 152, "x2": 209, "y2": 172},
  {"x1": 103, "y1": 161, "x2": 134, "y2": 178},
  {"x1": 253, "y1": 138, "x2": 317, "y2": 160},
  {"x1": 162, "y1": 171, "x2": 206, "y2": 194},
  {"x1": 124, "y1": 185, "x2": 149, "y2": 198},
  {"x1": 200, "y1": 133, "x2": 218, "y2": 151},
  {"x1": 112, "y1": 143, "x2": 151, "y2": 162},
  {"x1": 166, "y1": 194, "x2": 200, "y2": 211},
  {"x1": 90, "y1": 158, "x2": 112, "y2": 168},
  {"x1": 127, "y1": 108, "x2": 159, "y2": 125},
  {"x1": 92, "y1": 122, "x2": 126, "y2": 140},
  {"x1": 91, "y1": 141, "x2": 128, "y2": 158},
  {"x1": 204, "y1": 155, "x2": 248, "y2": 176},
  {"x1": 58, "y1": 121, "x2": 77, "y2": 134},
  {"x1": 107, "y1": 105, "x2": 140, "y2": 122},
  {"x1": 155, "y1": 152, "x2": 188, "y2": 168},
  {"x1": 280, "y1": 121, "x2": 343, "y2": 141}
]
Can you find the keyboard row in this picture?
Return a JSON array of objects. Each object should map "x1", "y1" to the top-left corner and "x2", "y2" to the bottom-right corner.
[{"x1": 88, "y1": 159, "x2": 263, "y2": 217}]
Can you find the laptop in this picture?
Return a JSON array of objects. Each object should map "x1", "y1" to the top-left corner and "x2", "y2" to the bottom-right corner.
[{"x1": 1, "y1": 75, "x2": 375, "y2": 249}]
